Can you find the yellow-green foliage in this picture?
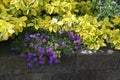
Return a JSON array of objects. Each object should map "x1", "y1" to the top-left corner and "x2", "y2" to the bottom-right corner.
[
  {"x1": 0, "y1": 20, "x2": 15, "y2": 41},
  {"x1": 0, "y1": 0, "x2": 120, "y2": 50},
  {"x1": 0, "y1": 1, "x2": 28, "y2": 35},
  {"x1": 110, "y1": 16, "x2": 120, "y2": 50},
  {"x1": 0, "y1": 0, "x2": 92, "y2": 40},
  {"x1": 75, "y1": 15, "x2": 120, "y2": 50}
]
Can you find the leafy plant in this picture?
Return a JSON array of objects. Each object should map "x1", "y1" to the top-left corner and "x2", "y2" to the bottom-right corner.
[
  {"x1": 91, "y1": 0, "x2": 120, "y2": 19},
  {"x1": 0, "y1": 0, "x2": 120, "y2": 51},
  {"x1": 0, "y1": 20, "x2": 15, "y2": 41}
]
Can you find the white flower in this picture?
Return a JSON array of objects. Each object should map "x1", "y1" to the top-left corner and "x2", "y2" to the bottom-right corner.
[{"x1": 52, "y1": 17, "x2": 58, "y2": 23}]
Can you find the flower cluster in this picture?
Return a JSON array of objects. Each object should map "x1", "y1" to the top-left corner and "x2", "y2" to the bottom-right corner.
[{"x1": 11, "y1": 30, "x2": 82, "y2": 67}]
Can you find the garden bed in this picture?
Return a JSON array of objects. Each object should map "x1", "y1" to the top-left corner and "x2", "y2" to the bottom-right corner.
[{"x1": 0, "y1": 0, "x2": 120, "y2": 80}]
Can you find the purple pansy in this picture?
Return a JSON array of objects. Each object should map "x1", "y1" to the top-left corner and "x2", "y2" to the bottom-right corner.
[
  {"x1": 25, "y1": 37, "x2": 31, "y2": 41},
  {"x1": 68, "y1": 31, "x2": 73, "y2": 38},
  {"x1": 55, "y1": 43, "x2": 59, "y2": 46},
  {"x1": 39, "y1": 58, "x2": 44, "y2": 64},
  {"x1": 52, "y1": 54, "x2": 57, "y2": 59},
  {"x1": 19, "y1": 53, "x2": 25, "y2": 57},
  {"x1": 29, "y1": 42, "x2": 34, "y2": 47},
  {"x1": 29, "y1": 34, "x2": 36, "y2": 38},
  {"x1": 33, "y1": 57, "x2": 38, "y2": 62},
  {"x1": 10, "y1": 47, "x2": 15, "y2": 51},
  {"x1": 74, "y1": 40, "x2": 81, "y2": 44},
  {"x1": 38, "y1": 46, "x2": 44, "y2": 53},
  {"x1": 46, "y1": 48, "x2": 53, "y2": 55},
  {"x1": 48, "y1": 60, "x2": 53, "y2": 64},
  {"x1": 62, "y1": 42, "x2": 66, "y2": 47},
  {"x1": 23, "y1": 43, "x2": 27, "y2": 47},
  {"x1": 42, "y1": 39, "x2": 47, "y2": 43},
  {"x1": 74, "y1": 46, "x2": 79, "y2": 50},
  {"x1": 54, "y1": 60, "x2": 59, "y2": 64},
  {"x1": 37, "y1": 38, "x2": 41, "y2": 43},
  {"x1": 27, "y1": 62, "x2": 33, "y2": 68}
]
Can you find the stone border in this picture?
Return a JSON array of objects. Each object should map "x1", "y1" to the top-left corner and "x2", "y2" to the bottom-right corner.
[{"x1": 0, "y1": 52, "x2": 120, "y2": 80}]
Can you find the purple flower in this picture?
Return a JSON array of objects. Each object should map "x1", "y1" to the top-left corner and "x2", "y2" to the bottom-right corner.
[
  {"x1": 10, "y1": 47, "x2": 15, "y2": 51},
  {"x1": 38, "y1": 46, "x2": 44, "y2": 53},
  {"x1": 62, "y1": 42, "x2": 66, "y2": 47},
  {"x1": 48, "y1": 60, "x2": 53, "y2": 64},
  {"x1": 74, "y1": 46, "x2": 79, "y2": 50},
  {"x1": 76, "y1": 36, "x2": 81, "y2": 39},
  {"x1": 74, "y1": 40, "x2": 81, "y2": 44},
  {"x1": 46, "y1": 48, "x2": 53, "y2": 55},
  {"x1": 77, "y1": 40, "x2": 81, "y2": 44},
  {"x1": 40, "y1": 34, "x2": 45, "y2": 39},
  {"x1": 37, "y1": 38, "x2": 41, "y2": 43},
  {"x1": 33, "y1": 57, "x2": 38, "y2": 62},
  {"x1": 26, "y1": 58, "x2": 31, "y2": 63},
  {"x1": 32, "y1": 53, "x2": 36, "y2": 56},
  {"x1": 39, "y1": 59, "x2": 44, "y2": 64},
  {"x1": 54, "y1": 60, "x2": 59, "y2": 64},
  {"x1": 23, "y1": 43, "x2": 27, "y2": 47},
  {"x1": 27, "y1": 62, "x2": 33, "y2": 68},
  {"x1": 50, "y1": 56, "x2": 54, "y2": 61},
  {"x1": 29, "y1": 34, "x2": 36, "y2": 38},
  {"x1": 25, "y1": 37, "x2": 30, "y2": 41},
  {"x1": 49, "y1": 51, "x2": 54, "y2": 55},
  {"x1": 29, "y1": 42, "x2": 34, "y2": 47},
  {"x1": 27, "y1": 52, "x2": 34, "y2": 59},
  {"x1": 39, "y1": 53, "x2": 44, "y2": 59},
  {"x1": 72, "y1": 35, "x2": 77, "y2": 40},
  {"x1": 19, "y1": 53, "x2": 25, "y2": 57},
  {"x1": 52, "y1": 54, "x2": 57, "y2": 59},
  {"x1": 25, "y1": 34, "x2": 30, "y2": 41},
  {"x1": 68, "y1": 31, "x2": 73, "y2": 38},
  {"x1": 42, "y1": 39, "x2": 46, "y2": 43},
  {"x1": 55, "y1": 43, "x2": 59, "y2": 46}
]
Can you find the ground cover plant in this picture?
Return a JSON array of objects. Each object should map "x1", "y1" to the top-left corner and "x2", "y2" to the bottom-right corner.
[{"x1": 11, "y1": 27, "x2": 82, "y2": 67}]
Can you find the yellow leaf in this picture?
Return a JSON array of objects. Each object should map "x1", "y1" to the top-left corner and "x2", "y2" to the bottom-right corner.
[
  {"x1": 20, "y1": 16, "x2": 28, "y2": 21},
  {"x1": 8, "y1": 29, "x2": 15, "y2": 34},
  {"x1": 53, "y1": 26, "x2": 57, "y2": 33},
  {"x1": 75, "y1": 27, "x2": 80, "y2": 32},
  {"x1": 2, "y1": 0, "x2": 11, "y2": 5},
  {"x1": 34, "y1": 25, "x2": 39, "y2": 30},
  {"x1": 103, "y1": 17, "x2": 113, "y2": 27},
  {"x1": 94, "y1": 44, "x2": 100, "y2": 50},
  {"x1": 3, "y1": 32, "x2": 9, "y2": 40},
  {"x1": 88, "y1": 43, "x2": 100, "y2": 50},
  {"x1": 115, "y1": 43, "x2": 120, "y2": 50},
  {"x1": 19, "y1": 1, "x2": 25, "y2": 10},
  {"x1": 0, "y1": 20, "x2": 15, "y2": 41},
  {"x1": 93, "y1": 18, "x2": 100, "y2": 27},
  {"x1": 32, "y1": 1, "x2": 39, "y2": 8},
  {"x1": 27, "y1": 23, "x2": 34, "y2": 27},
  {"x1": 49, "y1": 26, "x2": 52, "y2": 32},
  {"x1": 112, "y1": 16, "x2": 120, "y2": 25},
  {"x1": 15, "y1": 23, "x2": 23, "y2": 32},
  {"x1": 57, "y1": 21, "x2": 63, "y2": 26},
  {"x1": 31, "y1": 9, "x2": 37, "y2": 16}
]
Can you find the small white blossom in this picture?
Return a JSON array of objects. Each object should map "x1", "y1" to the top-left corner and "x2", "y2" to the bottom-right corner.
[{"x1": 52, "y1": 17, "x2": 58, "y2": 23}]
